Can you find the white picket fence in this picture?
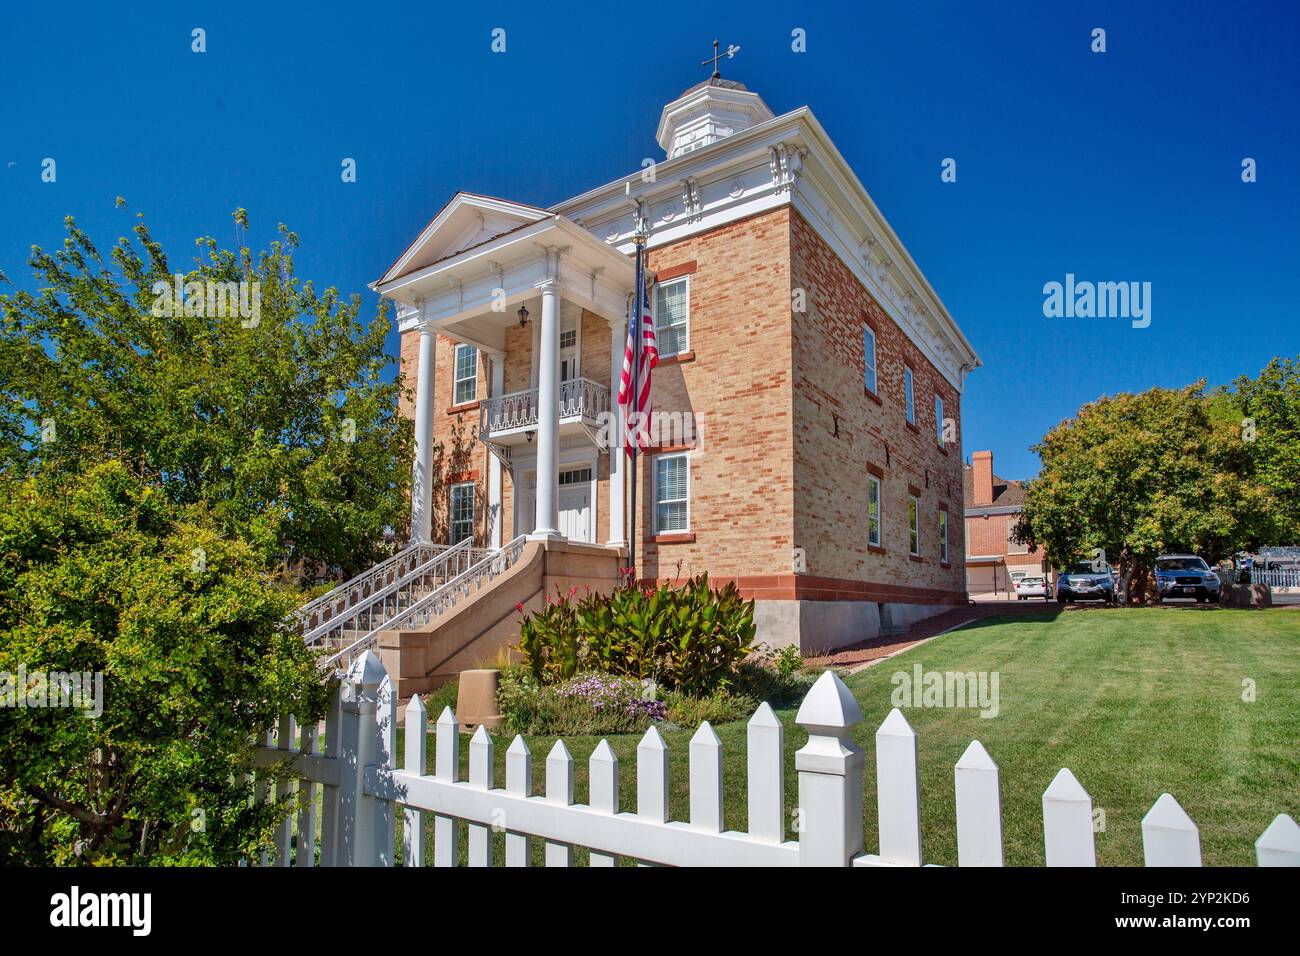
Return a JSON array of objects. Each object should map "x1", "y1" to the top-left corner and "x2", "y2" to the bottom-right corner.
[{"x1": 252, "y1": 651, "x2": 1300, "y2": 867}]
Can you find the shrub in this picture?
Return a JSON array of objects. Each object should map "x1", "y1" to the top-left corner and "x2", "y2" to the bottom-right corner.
[
  {"x1": 663, "y1": 688, "x2": 756, "y2": 727},
  {"x1": 497, "y1": 669, "x2": 665, "y2": 737},
  {"x1": 518, "y1": 574, "x2": 756, "y2": 695}
]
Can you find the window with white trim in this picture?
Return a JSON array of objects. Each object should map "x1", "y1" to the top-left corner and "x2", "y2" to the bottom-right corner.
[
  {"x1": 654, "y1": 453, "x2": 689, "y2": 533},
  {"x1": 939, "y1": 509, "x2": 949, "y2": 563},
  {"x1": 935, "y1": 394, "x2": 945, "y2": 446},
  {"x1": 654, "y1": 277, "x2": 689, "y2": 358},
  {"x1": 863, "y1": 325, "x2": 878, "y2": 394},
  {"x1": 449, "y1": 481, "x2": 475, "y2": 544},
  {"x1": 904, "y1": 365, "x2": 915, "y2": 424},
  {"x1": 867, "y1": 474, "x2": 882, "y2": 547},
  {"x1": 908, "y1": 495, "x2": 920, "y2": 556},
  {"x1": 454, "y1": 344, "x2": 477, "y2": 405}
]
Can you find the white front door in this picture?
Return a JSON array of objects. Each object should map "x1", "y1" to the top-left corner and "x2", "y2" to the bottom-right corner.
[
  {"x1": 558, "y1": 466, "x2": 593, "y2": 542},
  {"x1": 519, "y1": 467, "x2": 593, "y2": 541}
]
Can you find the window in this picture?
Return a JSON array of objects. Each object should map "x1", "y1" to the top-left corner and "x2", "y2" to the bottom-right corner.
[
  {"x1": 454, "y1": 344, "x2": 477, "y2": 404},
  {"x1": 939, "y1": 509, "x2": 949, "y2": 563},
  {"x1": 863, "y1": 325, "x2": 878, "y2": 394},
  {"x1": 449, "y1": 482, "x2": 475, "y2": 544},
  {"x1": 908, "y1": 495, "x2": 920, "y2": 556},
  {"x1": 867, "y1": 474, "x2": 882, "y2": 547},
  {"x1": 655, "y1": 277, "x2": 689, "y2": 358},
  {"x1": 935, "y1": 395, "x2": 945, "y2": 446},
  {"x1": 654, "y1": 453, "x2": 689, "y2": 532},
  {"x1": 1007, "y1": 522, "x2": 1029, "y2": 554},
  {"x1": 904, "y1": 366, "x2": 915, "y2": 424}
]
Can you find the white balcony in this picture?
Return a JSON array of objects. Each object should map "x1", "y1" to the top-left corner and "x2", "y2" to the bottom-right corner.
[{"x1": 479, "y1": 377, "x2": 610, "y2": 449}]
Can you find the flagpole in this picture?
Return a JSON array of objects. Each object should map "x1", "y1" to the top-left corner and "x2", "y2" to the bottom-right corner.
[{"x1": 628, "y1": 230, "x2": 645, "y2": 586}]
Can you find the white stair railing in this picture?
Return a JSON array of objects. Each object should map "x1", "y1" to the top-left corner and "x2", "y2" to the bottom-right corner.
[
  {"x1": 302, "y1": 539, "x2": 483, "y2": 660},
  {"x1": 298, "y1": 542, "x2": 451, "y2": 634},
  {"x1": 321, "y1": 535, "x2": 529, "y2": 673}
]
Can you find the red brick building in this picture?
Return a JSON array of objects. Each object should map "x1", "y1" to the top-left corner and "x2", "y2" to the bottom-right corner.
[
  {"x1": 963, "y1": 450, "x2": 1050, "y2": 597},
  {"x1": 375, "y1": 77, "x2": 981, "y2": 651}
]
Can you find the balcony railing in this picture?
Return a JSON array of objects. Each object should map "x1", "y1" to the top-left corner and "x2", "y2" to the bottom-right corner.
[{"x1": 479, "y1": 377, "x2": 610, "y2": 439}]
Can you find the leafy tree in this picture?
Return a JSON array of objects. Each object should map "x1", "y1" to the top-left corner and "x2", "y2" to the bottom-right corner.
[
  {"x1": 0, "y1": 210, "x2": 413, "y2": 579},
  {"x1": 0, "y1": 461, "x2": 327, "y2": 864},
  {"x1": 1014, "y1": 383, "x2": 1275, "y2": 602},
  {"x1": 1213, "y1": 356, "x2": 1300, "y2": 545}
]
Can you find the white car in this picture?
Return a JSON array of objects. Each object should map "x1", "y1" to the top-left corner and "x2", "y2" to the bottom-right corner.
[{"x1": 1015, "y1": 576, "x2": 1051, "y2": 600}]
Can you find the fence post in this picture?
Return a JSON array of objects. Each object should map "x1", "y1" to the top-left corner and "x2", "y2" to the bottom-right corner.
[
  {"x1": 795, "y1": 671, "x2": 864, "y2": 866},
  {"x1": 336, "y1": 650, "x2": 393, "y2": 866},
  {"x1": 876, "y1": 708, "x2": 922, "y2": 865},
  {"x1": 1141, "y1": 793, "x2": 1201, "y2": 867},
  {"x1": 1042, "y1": 768, "x2": 1096, "y2": 866},
  {"x1": 1255, "y1": 813, "x2": 1300, "y2": 867}
]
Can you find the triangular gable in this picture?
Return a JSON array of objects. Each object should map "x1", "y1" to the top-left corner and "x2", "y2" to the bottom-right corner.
[{"x1": 378, "y1": 192, "x2": 552, "y2": 285}]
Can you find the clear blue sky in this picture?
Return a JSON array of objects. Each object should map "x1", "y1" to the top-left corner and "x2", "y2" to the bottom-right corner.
[{"x1": 2, "y1": 0, "x2": 1296, "y2": 479}]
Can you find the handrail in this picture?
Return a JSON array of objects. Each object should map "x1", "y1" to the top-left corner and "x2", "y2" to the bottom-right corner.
[
  {"x1": 479, "y1": 378, "x2": 609, "y2": 436},
  {"x1": 298, "y1": 542, "x2": 450, "y2": 631},
  {"x1": 302, "y1": 538, "x2": 479, "y2": 655},
  {"x1": 322, "y1": 535, "x2": 529, "y2": 672}
]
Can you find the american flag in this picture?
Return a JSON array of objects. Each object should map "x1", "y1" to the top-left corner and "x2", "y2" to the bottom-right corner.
[{"x1": 617, "y1": 284, "x2": 657, "y2": 455}]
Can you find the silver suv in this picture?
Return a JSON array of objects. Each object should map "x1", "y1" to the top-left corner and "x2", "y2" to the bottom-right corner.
[{"x1": 1154, "y1": 554, "x2": 1221, "y2": 603}]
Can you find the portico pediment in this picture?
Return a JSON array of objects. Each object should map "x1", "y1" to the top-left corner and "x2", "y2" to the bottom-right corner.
[{"x1": 377, "y1": 192, "x2": 552, "y2": 286}]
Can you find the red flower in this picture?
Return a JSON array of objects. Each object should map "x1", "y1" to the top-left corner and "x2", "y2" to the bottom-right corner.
[
  {"x1": 568, "y1": 585, "x2": 579, "y2": 598},
  {"x1": 514, "y1": 601, "x2": 524, "y2": 613}
]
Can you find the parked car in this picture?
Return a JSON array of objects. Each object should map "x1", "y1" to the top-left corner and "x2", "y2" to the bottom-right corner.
[
  {"x1": 1014, "y1": 576, "x2": 1051, "y2": 600},
  {"x1": 1056, "y1": 562, "x2": 1116, "y2": 604},
  {"x1": 1154, "y1": 554, "x2": 1221, "y2": 603}
]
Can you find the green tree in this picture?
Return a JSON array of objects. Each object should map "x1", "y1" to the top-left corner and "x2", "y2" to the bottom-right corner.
[
  {"x1": 0, "y1": 210, "x2": 413, "y2": 579},
  {"x1": 0, "y1": 461, "x2": 327, "y2": 864},
  {"x1": 1014, "y1": 383, "x2": 1274, "y2": 602},
  {"x1": 1214, "y1": 356, "x2": 1300, "y2": 545}
]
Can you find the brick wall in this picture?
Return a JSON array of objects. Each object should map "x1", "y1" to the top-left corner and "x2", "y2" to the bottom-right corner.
[
  {"x1": 634, "y1": 208, "x2": 797, "y2": 581},
  {"x1": 789, "y1": 209, "x2": 966, "y2": 602}
]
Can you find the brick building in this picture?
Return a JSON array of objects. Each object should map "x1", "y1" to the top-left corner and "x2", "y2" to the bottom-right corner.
[
  {"x1": 374, "y1": 76, "x2": 981, "y2": 652},
  {"x1": 963, "y1": 450, "x2": 1050, "y2": 597}
]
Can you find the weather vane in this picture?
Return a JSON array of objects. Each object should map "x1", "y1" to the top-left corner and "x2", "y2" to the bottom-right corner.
[{"x1": 701, "y1": 39, "x2": 741, "y2": 80}]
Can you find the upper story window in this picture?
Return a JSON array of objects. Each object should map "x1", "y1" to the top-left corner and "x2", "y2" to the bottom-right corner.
[
  {"x1": 863, "y1": 325, "x2": 878, "y2": 394},
  {"x1": 908, "y1": 495, "x2": 920, "y2": 556},
  {"x1": 654, "y1": 452, "x2": 690, "y2": 533},
  {"x1": 935, "y1": 394, "x2": 945, "y2": 447},
  {"x1": 655, "y1": 277, "x2": 689, "y2": 358},
  {"x1": 867, "y1": 474, "x2": 882, "y2": 547},
  {"x1": 904, "y1": 365, "x2": 915, "y2": 425},
  {"x1": 449, "y1": 481, "x2": 475, "y2": 544},
  {"x1": 454, "y1": 343, "x2": 477, "y2": 405},
  {"x1": 939, "y1": 509, "x2": 949, "y2": 563}
]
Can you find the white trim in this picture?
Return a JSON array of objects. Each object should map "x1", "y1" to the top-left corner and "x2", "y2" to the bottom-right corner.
[
  {"x1": 904, "y1": 365, "x2": 916, "y2": 425},
  {"x1": 652, "y1": 451, "x2": 691, "y2": 534},
  {"x1": 654, "y1": 275, "x2": 690, "y2": 359},
  {"x1": 934, "y1": 393, "x2": 944, "y2": 447}
]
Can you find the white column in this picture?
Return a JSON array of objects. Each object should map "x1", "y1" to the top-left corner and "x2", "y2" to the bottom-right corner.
[
  {"x1": 607, "y1": 316, "x2": 626, "y2": 547},
  {"x1": 532, "y1": 281, "x2": 561, "y2": 538},
  {"x1": 488, "y1": 352, "x2": 504, "y2": 548},
  {"x1": 410, "y1": 322, "x2": 436, "y2": 544}
]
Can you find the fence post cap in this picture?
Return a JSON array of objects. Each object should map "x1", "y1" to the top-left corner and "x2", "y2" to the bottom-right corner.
[
  {"x1": 638, "y1": 724, "x2": 668, "y2": 752},
  {"x1": 748, "y1": 701, "x2": 780, "y2": 729},
  {"x1": 1256, "y1": 813, "x2": 1300, "y2": 853},
  {"x1": 955, "y1": 739, "x2": 997, "y2": 772},
  {"x1": 1043, "y1": 767, "x2": 1090, "y2": 803},
  {"x1": 1143, "y1": 792, "x2": 1196, "y2": 832},
  {"x1": 346, "y1": 649, "x2": 387, "y2": 693},
  {"x1": 795, "y1": 670, "x2": 862, "y2": 731},
  {"x1": 506, "y1": 734, "x2": 531, "y2": 757},
  {"x1": 591, "y1": 739, "x2": 617, "y2": 765}
]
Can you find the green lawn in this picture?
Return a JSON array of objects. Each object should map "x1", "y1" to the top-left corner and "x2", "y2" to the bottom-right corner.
[{"x1": 396, "y1": 607, "x2": 1300, "y2": 866}]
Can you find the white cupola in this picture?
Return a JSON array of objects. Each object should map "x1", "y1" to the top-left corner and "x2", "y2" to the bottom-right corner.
[{"x1": 655, "y1": 77, "x2": 775, "y2": 159}]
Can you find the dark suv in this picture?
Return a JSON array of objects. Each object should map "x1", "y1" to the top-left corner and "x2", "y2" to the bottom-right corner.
[
  {"x1": 1155, "y1": 555, "x2": 1221, "y2": 603},
  {"x1": 1056, "y1": 562, "x2": 1116, "y2": 603}
]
